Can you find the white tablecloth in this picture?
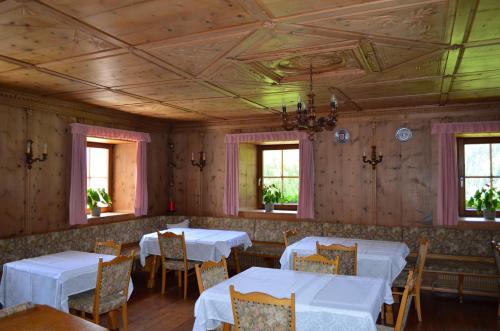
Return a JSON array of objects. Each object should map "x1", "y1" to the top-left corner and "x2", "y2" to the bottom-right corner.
[
  {"x1": 0, "y1": 251, "x2": 133, "y2": 312},
  {"x1": 193, "y1": 267, "x2": 393, "y2": 331},
  {"x1": 139, "y1": 228, "x2": 252, "y2": 266},
  {"x1": 280, "y1": 236, "x2": 409, "y2": 285}
]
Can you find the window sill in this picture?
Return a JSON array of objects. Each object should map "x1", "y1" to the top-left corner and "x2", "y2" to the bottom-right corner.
[
  {"x1": 87, "y1": 212, "x2": 135, "y2": 223},
  {"x1": 458, "y1": 216, "x2": 500, "y2": 229},
  {"x1": 238, "y1": 208, "x2": 298, "y2": 221}
]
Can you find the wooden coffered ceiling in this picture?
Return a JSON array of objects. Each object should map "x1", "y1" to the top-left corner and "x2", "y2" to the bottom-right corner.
[{"x1": 0, "y1": 0, "x2": 499, "y2": 121}]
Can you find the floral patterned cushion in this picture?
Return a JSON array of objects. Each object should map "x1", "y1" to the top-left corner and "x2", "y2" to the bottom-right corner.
[
  {"x1": 68, "y1": 290, "x2": 126, "y2": 314},
  {"x1": 317, "y1": 247, "x2": 356, "y2": 276},
  {"x1": 163, "y1": 259, "x2": 197, "y2": 271},
  {"x1": 158, "y1": 234, "x2": 184, "y2": 260},
  {"x1": 201, "y1": 266, "x2": 227, "y2": 291},
  {"x1": 99, "y1": 258, "x2": 133, "y2": 298},
  {"x1": 233, "y1": 300, "x2": 293, "y2": 331},
  {"x1": 293, "y1": 258, "x2": 336, "y2": 274},
  {"x1": 0, "y1": 302, "x2": 35, "y2": 318}
]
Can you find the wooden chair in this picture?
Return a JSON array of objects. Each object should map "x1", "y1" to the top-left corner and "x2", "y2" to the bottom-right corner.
[
  {"x1": 95, "y1": 240, "x2": 122, "y2": 256},
  {"x1": 292, "y1": 253, "x2": 339, "y2": 274},
  {"x1": 230, "y1": 285, "x2": 296, "y2": 331},
  {"x1": 377, "y1": 271, "x2": 415, "y2": 331},
  {"x1": 0, "y1": 302, "x2": 35, "y2": 319},
  {"x1": 392, "y1": 238, "x2": 428, "y2": 322},
  {"x1": 157, "y1": 231, "x2": 196, "y2": 299},
  {"x1": 316, "y1": 242, "x2": 357, "y2": 275},
  {"x1": 491, "y1": 241, "x2": 500, "y2": 317},
  {"x1": 283, "y1": 229, "x2": 300, "y2": 247},
  {"x1": 68, "y1": 253, "x2": 134, "y2": 330},
  {"x1": 195, "y1": 257, "x2": 229, "y2": 294}
]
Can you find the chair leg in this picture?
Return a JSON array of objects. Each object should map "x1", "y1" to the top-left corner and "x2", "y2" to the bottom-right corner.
[
  {"x1": 94, "y1": 312, "x2": 100, "y2": 326},
  {"x1": 147, "y1": 256, "x2": 158, "y2": 289},
  {"x1": 161, "y1": 267, "x2": 167, "y2": 295},
  {"x1": 184, "y1": 269, "x2": 188, "y2": 299},
  {"x1": 107, "y1": 310, "x2": 119, "y2": 330},
  {"x1": 497, "y1": 298, "x2": 500, "y2": 317},
  {"x1": 122, "y1": 303, "x2": 128, "y2": 331},
  {"x1": 415, "y1": 291, "x2": 423, "y2": 322}
]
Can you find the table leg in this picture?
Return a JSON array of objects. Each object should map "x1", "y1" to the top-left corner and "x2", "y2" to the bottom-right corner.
[
  {"x1": 232, "y1": 247, "x2": 241, "y2": 274},
  {"x1": 222, "y1": 323, "x2": 232, "y2": 331},
  {"x1": 385, "y1": 304, "x2": 394, "y2": 325},
  {"x1": 147, "y1": 255, "x2": 158, "y2": 289},
  {"x1": 458, "y1": 274, "x2": 464, "y2": 303}
]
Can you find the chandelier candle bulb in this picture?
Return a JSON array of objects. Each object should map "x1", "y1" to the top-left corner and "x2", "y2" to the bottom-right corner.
[{"x1": 43, "y1": 143, "x2": 48, "y2": 155}]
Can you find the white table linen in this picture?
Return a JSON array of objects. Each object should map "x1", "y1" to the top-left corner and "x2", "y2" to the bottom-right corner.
[
  {"x1": 193, "y1": 267, "x2": 393, "y2": 331},
  {"x1": 139, "y1": 228, "x2": 252, "y2": 266},
  {"x1": 0, "y1": 251, "x2": 133, "y2": 312},
  {"x1": 280, "y1": 236, "x2": 409, "y2": 285}
]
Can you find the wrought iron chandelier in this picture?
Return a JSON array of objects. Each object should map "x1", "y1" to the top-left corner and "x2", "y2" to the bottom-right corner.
[{"x1": 281, "y1": 64, "x2": 338, "y2": 139}]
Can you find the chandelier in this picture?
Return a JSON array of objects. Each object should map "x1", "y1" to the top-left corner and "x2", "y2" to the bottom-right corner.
[{"x1": 281, "y1": 64, "x2": 338, "y2": 139}]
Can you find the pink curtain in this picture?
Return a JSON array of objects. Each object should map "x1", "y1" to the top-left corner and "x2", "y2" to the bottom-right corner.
[
  {"x1": 223, "y1": 131, "x2": 315, "y2": 219},
  {"x1": 69, "y1": 123, "x2": 151, "y2": 225},
  {"x1": 431, "y1": 121, "x2": 500, "y2": 226},
  {"x1": 134, "y1": 141, "x2": 148, "y2": 216},
  {"x1": 69, "y1": 131, "x2": 87, "y2": 225}
]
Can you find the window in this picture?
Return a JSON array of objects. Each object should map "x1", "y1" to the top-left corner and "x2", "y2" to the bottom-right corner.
[
  {"x1": 457, "y1": 137, "x2": 500, "y2": 217},
  {"x1": 86, "y1": 142, "x2": 113, "y2": 212},
  {"x1": 257, "y1": 144, "x2": 299, "y2": 210}
]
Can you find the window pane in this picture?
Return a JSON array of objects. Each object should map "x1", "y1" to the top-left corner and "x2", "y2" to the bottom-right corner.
[
  {"x1": 493, "y1": 178, "x2": 500, "y2": 193},
  {"x1": 283, "y1": 149, "x2": 299, "y2": 176},
  {"x1": 89, "y1": 178, "x2": 108, "y2": 193},
  {"x1": 493, "y1": 144, "x2": 500, "y2": 176},
  {"x1": 282, "y1": 178, "x2": 299, "y2": 203},
  {"x1": 263, "y1": 150, "x2": 282, "y2": 177},
  {"x1": 464, "y1": 144, "x2": 490, "y2": 176},
  {"x1": 465, "y1": 177, "x2": 489, "y2": 206},
  {"x1": 88, "y1": 148, "x2": 109, "y2": 177}
]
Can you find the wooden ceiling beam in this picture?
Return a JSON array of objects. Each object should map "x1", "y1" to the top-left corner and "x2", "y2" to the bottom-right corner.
[
  {"x1": 439, "y1": 0, "x2": 479, "y2": 105},
  {"x1": 236, "y1": 0, "x2": 274, "y2": 21}
]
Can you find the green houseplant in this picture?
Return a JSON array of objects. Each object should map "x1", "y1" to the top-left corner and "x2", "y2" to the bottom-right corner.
[
  {"x1": 87, "y1": 188, "x2": 112, "y2": 217},
  {"x1": 262, "y1": 184, "x2": 282, "y2": 213},
  {"x1": 467, "y1": 185, "x2": 500, "y2": 220}
]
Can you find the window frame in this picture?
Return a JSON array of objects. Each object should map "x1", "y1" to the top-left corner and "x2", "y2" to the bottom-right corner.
[
  {"x1": 256, "y1": 144, "x2": 299, "y2": 211},
  {"x1": 457, "y1": 137, "x2": 500, "y2": 218},
  {"x1": 86, "y1": 141, "x2": 114, "y2": 214}
]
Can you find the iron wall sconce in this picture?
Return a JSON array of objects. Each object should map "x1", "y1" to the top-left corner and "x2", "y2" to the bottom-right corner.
[
  {"x1": 362, "y1": 145, "x2": 383, "y2": 170},
  {"x1": 191, "y1": 151, "x2": 206, "y2": 171},
  {"x1": 26, "y1": 139, "x2": 48, "y2": 169}
]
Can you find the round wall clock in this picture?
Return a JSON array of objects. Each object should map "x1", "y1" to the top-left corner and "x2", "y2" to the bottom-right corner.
[
  {"x1": 395, "y1": 127, "x2": 412, "y2": 142},
  {"x1": 335, "y1": 128, "x2": 350, "y2": 144}
]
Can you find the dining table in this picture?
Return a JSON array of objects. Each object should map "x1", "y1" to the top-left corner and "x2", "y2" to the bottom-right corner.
[
  {"x1": 0, "y1": 250, "x2": 133, "y2": 312},
  {"x1": 193, "y1": 266, "x2": 393, "y2": 331},
  {"x1": 280, "y1": 236, "x2": 410, "y2": 286},
  {"x1": 0, "y1": 304, "x2": 107, "y2": 331}
]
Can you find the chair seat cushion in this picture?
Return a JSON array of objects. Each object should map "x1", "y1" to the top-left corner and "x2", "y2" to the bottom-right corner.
[
  {"x1": 241, "y1": 244, "x2": 284, "y2": 257},
  {"x1": 424, "y1": 260, "x2": 497, "y2": 275},
  {"x1": 163, "y1": 259, "x2": 197, "y2": 270},
  {"x1": 68, "y1": 290, "x2": 126, "y2": 314},
  {"x1": 376, "y1": 324, "x2": 394, "y2": 331},
  {"x1": 392, "y1": 269, "x2": 409, "y2": 288}
]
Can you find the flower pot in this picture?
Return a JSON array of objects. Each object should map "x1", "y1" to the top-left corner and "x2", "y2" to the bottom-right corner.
[
  {"x1": 483, "y1": 209, "x2": 496, "y2": 221},
  {"x1": 91, "y1": 206, "x2": 101, "y2": 217},
  {"x1": 264, "y1": 202, "x2": 274, "y2": 213}
]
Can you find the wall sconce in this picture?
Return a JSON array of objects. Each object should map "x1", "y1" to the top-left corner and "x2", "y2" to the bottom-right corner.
[
  {"x1": 362, "y1": 145, "x2": 383, "y2": 170},
  {"x1": 191, "y1": 151, "x2": 206, "y2": 171},
  {"x1": 26, "y1": 140, "x2": 48, "y2": 169}
]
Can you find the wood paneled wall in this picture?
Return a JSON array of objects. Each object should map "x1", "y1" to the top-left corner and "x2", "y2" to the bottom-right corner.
[
  {"x1": 0, "y1": 89, "x2": 169, "y2": 238},
  {"x1": 169, "y1": 105, "x2": 500, "y2": 227}
]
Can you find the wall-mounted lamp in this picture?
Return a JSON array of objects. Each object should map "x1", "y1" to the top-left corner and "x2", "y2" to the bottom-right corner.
[
  {"x1": 362, "y1": 145, "x2": 383, "y2": 170},
  {"x1": 191, "y1": 151, "x2": 206, "y2": 171},
  {"x1": 26, "y1": 140, "x2": 48, "y2": 169}
]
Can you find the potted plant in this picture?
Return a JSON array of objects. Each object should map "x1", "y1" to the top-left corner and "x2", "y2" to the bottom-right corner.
[
  {"x1": 467, "y1": 184, "x2": 500, "y2": 220},
  {"x1": 262, "y1": 184, "x2": 282, "y2": 213},
  {"x1": 87, "y1": 188, "x2": 112, "y2": 217}
]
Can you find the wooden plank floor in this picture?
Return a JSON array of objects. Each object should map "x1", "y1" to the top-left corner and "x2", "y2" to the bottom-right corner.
[{"x1": 121, "y1": 271, "x2": 500, "y2": 331}]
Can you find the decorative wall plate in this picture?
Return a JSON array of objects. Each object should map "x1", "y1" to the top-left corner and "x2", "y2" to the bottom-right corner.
[
  {"x1": 395, "y1": 127, "x2": 412, "y2": 142},
  {"x1": 335, "y1": 128, "x2": 350, "y2": 144}
]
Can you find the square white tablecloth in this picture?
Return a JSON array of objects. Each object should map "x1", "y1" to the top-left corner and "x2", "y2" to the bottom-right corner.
[
  {"x1": 193, "y1": 267, "x2": 393, "y2": 331},
  {"x1": 280, "y1": 236, "x2": 409, "y2": 285},
  {"x1": 0, "y1": 251, "x2": 133, "y2": 312},
  {"x1": 139, "y1": 228, "x2": 252, "y2": 266}
]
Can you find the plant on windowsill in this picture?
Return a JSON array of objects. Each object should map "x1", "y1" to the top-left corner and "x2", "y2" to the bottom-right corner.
[
  {"x1": 262, "y1": 184, "x2": 282, "y2": 213},
  {"x1": 87, "y1": 188, "x2": 112, "y2": 217},
  {"x1": 467, "y1": 184, "x2": 500, "y2": 221}
]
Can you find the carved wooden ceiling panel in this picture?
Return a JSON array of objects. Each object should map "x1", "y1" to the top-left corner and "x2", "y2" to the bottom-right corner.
[{"x1": 0, "y1": 0, "x2": 499, "y2": 121}]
